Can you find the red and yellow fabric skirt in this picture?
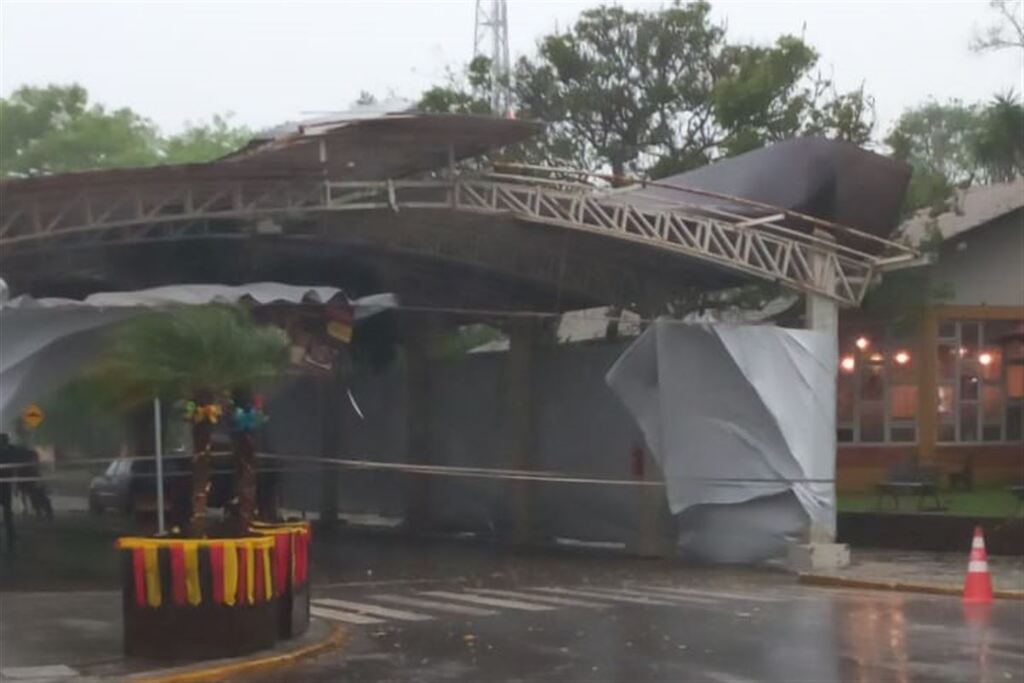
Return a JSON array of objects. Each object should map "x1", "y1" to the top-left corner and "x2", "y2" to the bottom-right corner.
[{"x1": 116, "y1": 536, "x2": 277, "y2": 609}]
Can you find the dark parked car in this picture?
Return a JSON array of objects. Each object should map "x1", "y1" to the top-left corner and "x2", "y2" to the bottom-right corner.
[
  {"x1": 88, "y1": 451, "x2": 233, "y2": 522},
  {"x1": 88, "y1": 458, "x2": 136, "y2": 515}
]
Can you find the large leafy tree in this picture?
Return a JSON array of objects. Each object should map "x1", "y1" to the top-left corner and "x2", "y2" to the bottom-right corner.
[
  {"x1": 972, "y1": 93, "x2": 1024, "y2": 183},
  {"x1": 162, "y1": 114, "x2": 252, "y2": 165},
  {"x1": 421, "y1": 2, "x2": 874, "y2": 178},
  {"x1": 971, "y1": 0, "x2": 1024, "y2": 53},
  {"x1": 0, "y1": 84, "x2": 251, "y2": 176},
  {"x1": 884, "y1": 100, "x2": 981, "y2": 215},
  {"x1": 1, "y1": 84, "x2": 161, "y2": 176},
  {"x1": 886, "y1": 95, "x2": 1024, "y2": 214}
]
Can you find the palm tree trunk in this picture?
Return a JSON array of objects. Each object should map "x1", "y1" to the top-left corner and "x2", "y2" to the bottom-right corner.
[
  {"x1": 234, "y1": 431, "x2": 257, "y2": 534},
  {"x1": 190, "y1": 420, "x2": 213, "y2": 538}
]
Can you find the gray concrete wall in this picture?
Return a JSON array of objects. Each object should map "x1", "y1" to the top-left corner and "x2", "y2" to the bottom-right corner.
[
  {"x1": 932, "y1": 210, "x2": 1024, "y2": 307},
  {"x1": 264, "y1": 339, "x2": 662, "y2": 544}
]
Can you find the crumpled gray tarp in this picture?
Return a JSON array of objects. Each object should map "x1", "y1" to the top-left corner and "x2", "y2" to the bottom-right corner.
[
  {"x1": 0, "y1": 282, "x2": 396, "y2": 427},
  {"x1": 605, "y1": 320, "x2": 836, "y2": 562}
]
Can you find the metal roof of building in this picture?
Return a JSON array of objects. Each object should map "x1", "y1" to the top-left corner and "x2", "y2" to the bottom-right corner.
[{"x1": 899, "y1": 177, "x2": 1024, "y2": 245}]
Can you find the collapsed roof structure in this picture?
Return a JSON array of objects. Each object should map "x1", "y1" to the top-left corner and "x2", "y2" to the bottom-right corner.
[{"x1": 0, "y1": 111, "x2": 915, "y2": 312}]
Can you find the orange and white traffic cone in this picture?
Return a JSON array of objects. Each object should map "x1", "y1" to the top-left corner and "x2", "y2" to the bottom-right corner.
[{"x1": 962, "y1": 526, "x2": 994, "y2": 604}]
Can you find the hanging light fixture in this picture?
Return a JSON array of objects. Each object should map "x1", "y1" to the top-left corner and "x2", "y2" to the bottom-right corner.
[
  {"x1": 894, "y1": 350, "x2": 911, "y2": 365},
  {"x1": 840, "y1": 356, "x2": 856, "y2": 373}
]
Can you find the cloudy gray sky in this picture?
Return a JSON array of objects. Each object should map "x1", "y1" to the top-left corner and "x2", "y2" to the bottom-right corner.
[{"x1": 2, "y1": 1, "x2": 1021, "y2": 140}]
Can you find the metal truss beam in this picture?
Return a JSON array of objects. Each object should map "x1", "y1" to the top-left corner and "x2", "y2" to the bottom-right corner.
[{"x1": 0, "y1": 177, "x2": 910, "y2": 307}]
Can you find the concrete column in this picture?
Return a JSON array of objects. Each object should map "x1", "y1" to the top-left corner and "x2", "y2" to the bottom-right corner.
[
  {"x1": 506, "y1": 319, "x2": 538, "y2": 545},
  {"x1": 806, "y1": 286, "x2": 839, "y2": 545},
  {"x1": 403, "y1": 317, "x2": 443, "y2": 532},
  {"x1": 631, "y1": 446, "x2": 674, "y2": 557},
  {"x1": 787, "y1": 234, "x2": 850, "y2": 571},
  {"x1": 917, "y1": 308, "x2": 939, "y2": 464},
  {"x1": 318, "y1": 373, "x2": 342, "y2": 528}
]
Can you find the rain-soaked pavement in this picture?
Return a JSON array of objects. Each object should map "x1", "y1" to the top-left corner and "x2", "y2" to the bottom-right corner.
[{"x1": 239, "y1": 531, "x2": 1024, "y2": 682}]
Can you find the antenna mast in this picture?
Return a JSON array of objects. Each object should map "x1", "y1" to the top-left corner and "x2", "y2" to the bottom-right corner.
[{"x1": 473, "y1": 0, "x2": 512, "y2": 116}]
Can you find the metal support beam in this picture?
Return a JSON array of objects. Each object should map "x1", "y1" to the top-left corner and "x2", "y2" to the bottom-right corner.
[{"x1": 0, "y1": 177, "x2": 915, "y2": 308}]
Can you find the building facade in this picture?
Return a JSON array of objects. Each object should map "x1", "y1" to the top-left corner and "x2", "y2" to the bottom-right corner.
[{"x1": 837, "y1": 180, "x2": 1024, "y2": 491}]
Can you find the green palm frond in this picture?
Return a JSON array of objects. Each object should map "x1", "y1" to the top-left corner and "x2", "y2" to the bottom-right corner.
[{"x1": 92, "y1": 305, "x2": 289, "y2": 404}]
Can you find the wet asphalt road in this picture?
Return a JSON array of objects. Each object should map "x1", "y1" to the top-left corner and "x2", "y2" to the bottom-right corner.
[{"x1": 237, "y1": 531, "x2": 1024, "y2": 682}]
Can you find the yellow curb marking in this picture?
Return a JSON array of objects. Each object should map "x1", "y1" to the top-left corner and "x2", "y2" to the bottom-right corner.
[{"x1": 131, "y1": 622, "x2": 347, "y2": 683}]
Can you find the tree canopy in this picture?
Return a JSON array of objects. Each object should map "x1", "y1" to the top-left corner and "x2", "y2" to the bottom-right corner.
[
  {"x1": 0, "y1": 84, "x2": 251, "y2": 177},
  {"x1": 885, "y1": 94, "x2": 1024, "y2": 214},
  {"x1": 971, "y1": 0, "x2": 1024, "y2": 53},
  {"x1": 420, "y1": 1, "x2": 874, "y2": 178},
  {"x1": 94, "y1": 305, "x2": 289, "y2": 405}
]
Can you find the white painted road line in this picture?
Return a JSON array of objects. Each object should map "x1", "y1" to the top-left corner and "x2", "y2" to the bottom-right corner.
[
  {"x1": 371, "y1": 593, "x2": 498, "y2": 617},
  {"x1": 530, "y1": 586, "x2": 677, "y2": 606},
  {"x1": 2, "y1": 665, "x2": 79, "y2": 680},
  {"x1": 473, "y1": 588, "x2": 612, "y2": 609},
  {"x1": 311, "y1": 605, "x2": 386, "y2": 625},
  {"x1": 315, "y1": 598, "x2": 434, "y2": 621},
  {"x1": 420, "y1": 590, "x2": 556, "y2": 612},
  {"x1": 630, "y1": 584, "x2": 784, "y2": 604},
  {"x1": 581, "y1": 586, "x2": 719, "y2": 605}
]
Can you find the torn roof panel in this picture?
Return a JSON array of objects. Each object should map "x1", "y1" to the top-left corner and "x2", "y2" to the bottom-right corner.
[
  {"x1": 0, "y1": 113, "x2": 543, "y2": 193},
  {"x1": 605, "y1": 138, "x2": 911, "y2": 247},
  {"x1": 898, "y1": 177, "x2": 1024, "y2": 245}
]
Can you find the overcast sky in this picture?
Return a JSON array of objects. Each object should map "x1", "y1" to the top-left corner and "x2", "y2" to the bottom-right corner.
[{"x1": 2, "y1": 1, "x2": 1021, "y2": 140}]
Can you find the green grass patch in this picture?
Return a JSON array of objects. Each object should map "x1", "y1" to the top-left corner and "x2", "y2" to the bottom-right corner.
[{"x1": 839, "y1": 487, "x2": 1024, "y2": 518}]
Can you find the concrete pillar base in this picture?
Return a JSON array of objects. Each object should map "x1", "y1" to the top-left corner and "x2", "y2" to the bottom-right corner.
[{"x1": 786, "y1": 542, "x2": 850, "y2": 572}]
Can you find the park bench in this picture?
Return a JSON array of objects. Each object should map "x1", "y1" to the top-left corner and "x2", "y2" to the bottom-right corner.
[{"x1": 876, "y1": 463, "x2": 945, "y2": 511}]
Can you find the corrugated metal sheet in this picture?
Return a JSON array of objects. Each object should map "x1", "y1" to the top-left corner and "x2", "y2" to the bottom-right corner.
[
  {"x1": 899, "y1": 178, "x2": 1024, "y2": 245},
  {"x1": 0, "y1": 113, "x2": 543, "y2": 194}
]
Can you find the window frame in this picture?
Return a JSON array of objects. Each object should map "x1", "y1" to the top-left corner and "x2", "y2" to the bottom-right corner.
[
  {"x1": 837, "y1": 325, "x2": 918, "y2": 445},
  {"x1": 937, "y1": 319, "x2": 1023, "y2": 445}
]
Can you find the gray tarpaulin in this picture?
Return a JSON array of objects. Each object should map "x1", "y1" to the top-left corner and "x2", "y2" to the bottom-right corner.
[
  {"x1": 0, "y1": 282, "x2": 396, "y2": 427},
  {"x1": 606, "y1": 321, "x2": 836, "y2": 562}
]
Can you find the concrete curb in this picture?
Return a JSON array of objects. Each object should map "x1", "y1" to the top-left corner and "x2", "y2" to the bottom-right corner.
[
  {"x1": 126, "y1": 620, "x2": 347, "y2": 683},
  {"x1": 799, "y1": 573, "x2": 1024, "y2": 600}
]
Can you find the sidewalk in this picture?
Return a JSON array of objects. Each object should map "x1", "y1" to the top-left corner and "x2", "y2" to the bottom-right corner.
[
  {"x1": 0, "y1": 591, "x2": 342, "y2": 682},
  {"x1": 800, "y1": 549, "x2": 1024, "y2": 598}
]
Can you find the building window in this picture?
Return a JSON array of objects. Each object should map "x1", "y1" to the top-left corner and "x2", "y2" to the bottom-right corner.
[
  {"x1": 937, "y1": 319, "x2": 1024, "y2": 443},
  {"x1": 837, "y1": 326, "x2": 918, "y2": 443}
]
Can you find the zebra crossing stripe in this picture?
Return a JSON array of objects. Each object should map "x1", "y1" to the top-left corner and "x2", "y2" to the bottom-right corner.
[
  {"x1": 316, "y1": 597, "x2": 434, "y2": 621},
  {"x1": 311, "y1": 605, "x2": 385, "y2": 625},
  {"x1": 420, "y1": 590, "x2": 555, "y2": 611},
  {"x1": 1, "y1": 665, "x2": 79, "y2": 680},
  {"x1": 579, "y1": 586, "x2": 719, "y2": 604},
  {"x1": 530, "y1": 586, "x2": 677, "y2": 606},
  {"x1": 629, "y1": 584, "x2": 783, "y2": 604},
  {"x1": 472, "y1": 588, "x2": 612, "y2": 609},
  {"x1": 371, "y1": 593, "x2": 498, "y2": 616}
]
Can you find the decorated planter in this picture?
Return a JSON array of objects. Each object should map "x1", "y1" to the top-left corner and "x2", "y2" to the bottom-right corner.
[
  {"x1": 117, "y1": 536, "x2": 279, "y2": 661},
  {"x1": 250, "y1": 521, "x2": 312, "y2": 639}
]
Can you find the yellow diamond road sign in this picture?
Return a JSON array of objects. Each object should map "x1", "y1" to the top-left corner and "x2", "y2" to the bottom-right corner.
[{"x1": 22, "y1": 404, "x2": 44, "y2": 429}]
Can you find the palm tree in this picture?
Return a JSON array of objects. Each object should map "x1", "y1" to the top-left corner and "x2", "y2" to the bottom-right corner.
[{"x1": 89, "y1": 305, "x2": 288, "y2": 537}]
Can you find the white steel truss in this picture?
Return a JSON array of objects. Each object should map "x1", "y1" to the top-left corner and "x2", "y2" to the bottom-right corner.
[{"x1": 0, "y1": 177, "x2": 913, "y2": 307}]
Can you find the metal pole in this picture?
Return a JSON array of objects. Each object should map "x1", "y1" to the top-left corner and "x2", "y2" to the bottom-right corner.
[{"x1": 153, "y1": 397, "x2": 165, "y2": 535}]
